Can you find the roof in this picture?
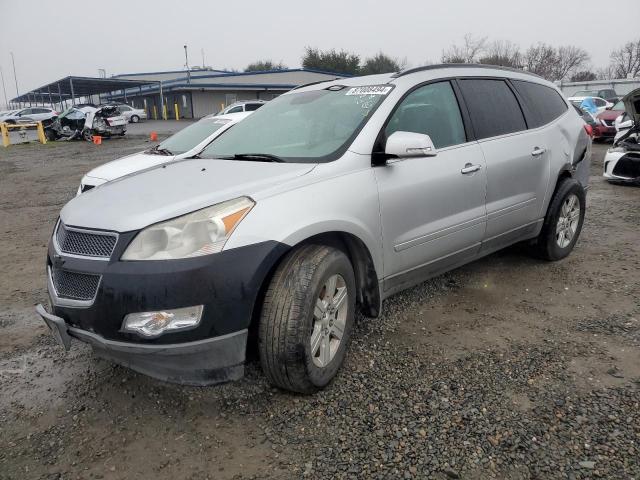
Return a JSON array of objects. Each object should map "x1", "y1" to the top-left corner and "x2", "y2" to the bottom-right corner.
[
  {"x1": 10, "y1": 76, "x2": 158, "y2": 103},
  {"x1": 392, "y1": 63, "x2": 543, "y2": 80}
]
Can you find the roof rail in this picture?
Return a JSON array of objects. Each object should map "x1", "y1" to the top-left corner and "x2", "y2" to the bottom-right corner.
[
  {"x1": 292, "y1": 77, "x2": 343, "y2": 90},
  {"x1": 391, "y1": 63, "x2": 543, "y2": 80}
]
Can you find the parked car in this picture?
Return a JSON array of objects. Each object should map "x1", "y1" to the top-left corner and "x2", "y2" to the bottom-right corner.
[
  {"x1": 570, "y1": 89, "x2": 619, "y2": 104},
  {"x1": 594, "y1": 100, "x2": 626, "y2": 141},
  {"x1": 568, "y1": 96, "x2": 613, "y2": 116},
  {"x1": 1, "y1": 107, "x2": 58, "y2": 124},
  {"x1": 0, "y1": 109, "x2": 19, "y2": 121},
  {"x1": 603, "y1": 87, "x2": 640, "y2": 183},
  {"x1": 218, "y1": 100, "x2": 266, "y2": 115},
  {"x1": 117, "y1": 104, "x2": 147, "y2": 123},
  {"x1": 78, "y1": 111, "x2": 252, "y2": 194},
  {"x1": 45, "y1": 105, "x2": 127, "y2": 141},
  {"x1": 37, "y1": 65, "x2": 590, "y2": 393}
]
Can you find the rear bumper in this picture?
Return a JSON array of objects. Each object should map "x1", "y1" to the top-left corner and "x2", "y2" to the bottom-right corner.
[{"x1": 36, "y1": 304, "x2": 247, "y2": 385}]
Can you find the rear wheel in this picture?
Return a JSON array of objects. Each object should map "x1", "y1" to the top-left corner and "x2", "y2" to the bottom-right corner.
[
  {"x1": 258, "y1": 245, "x2": 356, "y2": 393},
  {"x1": 531, "y1": 177, "x2": 586, "y2": 261},
  {"x1": 130, "y1": 115, "x2": 140, "y2": 123}
]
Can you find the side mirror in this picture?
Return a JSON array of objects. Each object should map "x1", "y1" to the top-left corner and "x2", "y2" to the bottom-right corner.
[{"x1": 385, "y1": 131, "x2": 437, "y2": 159}]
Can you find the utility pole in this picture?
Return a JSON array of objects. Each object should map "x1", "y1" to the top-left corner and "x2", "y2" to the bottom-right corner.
[
  {"x1": 201, "y1": 48, "x2": 205, "y2": 69},
  {"x1": 11, "y1": 52, "x2": 19, "y2": 97},
  {"x1": 0, "y1": 66, "x2": 8, "y2": 109},
  {"x1": 184, "y1": 44, "x2": 191, "y2": 84}
]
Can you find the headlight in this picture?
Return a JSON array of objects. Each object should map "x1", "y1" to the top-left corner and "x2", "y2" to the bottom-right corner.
[{"x1": 122, "y1": 197, "x2": 254, "y2": 260}]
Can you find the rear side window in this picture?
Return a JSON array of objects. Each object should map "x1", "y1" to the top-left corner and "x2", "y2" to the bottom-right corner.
[
  {"x1": 458, "y1": 79, "x2": 526, "y2": 140},
  {"x1": 244, "y1": 103, "x2": 263, "y2": 111},
  {"x1": 384, "y1": 81, "x2": 466, "y2": 149},
  {"x1": 511, "y1": 80, "x2": 568, "y2": 128},
  {"x1": 227, "y1": 106, "x2": 243, "y2": 113}
]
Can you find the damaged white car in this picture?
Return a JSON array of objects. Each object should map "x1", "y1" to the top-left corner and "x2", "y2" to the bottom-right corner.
[
  {"x1": 45, "y1": 105, "x2": 127, "y2": 142},
  {"x1": 603, "y1": 88, "x2": 640, "y2": 183}
]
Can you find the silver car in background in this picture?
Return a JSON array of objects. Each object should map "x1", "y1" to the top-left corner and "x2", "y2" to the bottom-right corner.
[{"x1": 37, "y1": 65, "x2": 590, "y2": 393}]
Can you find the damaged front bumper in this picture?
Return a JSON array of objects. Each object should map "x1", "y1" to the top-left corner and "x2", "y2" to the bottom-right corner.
[{"x1": 36, "y1": 303, "x2": 247, "y2": 385}]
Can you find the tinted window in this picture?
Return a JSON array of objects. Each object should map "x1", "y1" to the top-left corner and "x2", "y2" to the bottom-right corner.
[
  {"x1": 511, "y1": 80, "x2": 568, "y2": 128},
  {"x1": 385, "y1": 82, "x2": 465, "y2": 149},
  {"x1": 244, "y1": 103, "x2": 263, "y2": 111},
  {"x1": 227, "y1": 106, "x2": 243, "y2": 113},
  {"x1": 593, "y1": 98, "x2": 606, "y2": 107},
  {"x1": 458, "y1": 79, "x2": 526, "y2": 139}
]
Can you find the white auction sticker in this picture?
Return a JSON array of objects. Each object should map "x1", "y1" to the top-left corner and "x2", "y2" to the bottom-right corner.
[{"x1": 346, "y1": 85, "x2": 393, "y2": 96}]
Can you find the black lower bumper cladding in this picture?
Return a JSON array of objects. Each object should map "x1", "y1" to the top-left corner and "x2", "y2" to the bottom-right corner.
[
  {"x1": 612, "y1": 153, "x2": 640, "y2": 180},
  {"x1": 39, "y1": 238, "x2": 289, "y2": 385}
]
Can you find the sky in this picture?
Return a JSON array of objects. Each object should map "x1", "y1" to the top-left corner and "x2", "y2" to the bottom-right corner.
[{"x1": 1, "y1": 0, "x2": 639, "y2": 101}]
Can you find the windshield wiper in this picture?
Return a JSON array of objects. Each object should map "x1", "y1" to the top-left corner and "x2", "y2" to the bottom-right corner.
[
  {"x1": 147, "y1": 145, "x2": 173, "y2": 156},
  {"x1": 232, "y1": 153, "x2": 285, "y2": 163}
]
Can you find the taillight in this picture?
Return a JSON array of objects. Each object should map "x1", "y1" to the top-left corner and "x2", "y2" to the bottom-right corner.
[{"x1": 584, "y1": 124, "x2": 593, "y2": 137}]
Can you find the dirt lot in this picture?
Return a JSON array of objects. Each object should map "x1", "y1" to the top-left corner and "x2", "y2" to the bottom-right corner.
[{"x1": 0, "y1": 138, "x2": 638, "y2": 480}]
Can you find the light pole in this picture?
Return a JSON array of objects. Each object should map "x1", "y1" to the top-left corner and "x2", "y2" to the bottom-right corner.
[
  {"x1": 10, "y1": 52, "x2": 19, "y2": 97},
  {"x1": 184, "y1": 44, "x2": 191, "y2": 84},
  {"x1": 0, "y1": 66, "x2": 8, "y2": 109}
]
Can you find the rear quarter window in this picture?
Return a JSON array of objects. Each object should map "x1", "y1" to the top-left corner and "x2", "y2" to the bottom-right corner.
[
  {"x1": 457, "y1": 79, "x2": 527, "y2": 140},
  {"x1": 511, "y1": 80, "x2": 568, "y2": 128}
]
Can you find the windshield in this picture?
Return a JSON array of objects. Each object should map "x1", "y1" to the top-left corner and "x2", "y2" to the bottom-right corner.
[
  {"x1": 59, "y1": 108, "x2": 86, "y2": 120},
  {"x1": 574, "y1": 90, "x2": 597, "y2": 97},
  {"x1": 200, "y1": 85, "x2": 393, "y2": 163},
  {"x1": 612, "y1": 101, "x2": 625, "y2": 111},
  {"x1": 158, "y1": 118, "x2": 231, "y2": 155}
]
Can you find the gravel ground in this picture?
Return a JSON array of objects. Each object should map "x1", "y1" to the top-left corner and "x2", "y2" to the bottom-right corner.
[{"x1": 0, "y1": 139, "x2": 638, "y2": 479}]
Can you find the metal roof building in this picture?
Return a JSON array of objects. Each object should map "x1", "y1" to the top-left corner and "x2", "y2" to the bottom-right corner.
[
  {"x1": 108, "y1": 68, "x2": 346, "y2": 119},
  {"x1": 9, "y1": 68, "x2": 346, "y2": 119}
]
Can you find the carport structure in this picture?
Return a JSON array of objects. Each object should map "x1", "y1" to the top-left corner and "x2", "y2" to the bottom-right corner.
[{"x1": 9, "y1": 76, "x2": 161, "y2": 112}]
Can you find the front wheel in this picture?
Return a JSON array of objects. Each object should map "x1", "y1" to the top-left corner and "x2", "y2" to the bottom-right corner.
[
  {"x1": 531, "y1": 177, "x2": 586, "y2": 261},
  {"x1": 130, "y1": 115, "x2": 139, "y2": 123},
  {"x1": 258, "y1": 245, "x2": 356, "y2": 393}
]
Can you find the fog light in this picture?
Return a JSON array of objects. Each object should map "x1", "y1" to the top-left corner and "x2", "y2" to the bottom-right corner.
[{"x1": 122, "y1": 305, "x2": 203, "y2": 338}]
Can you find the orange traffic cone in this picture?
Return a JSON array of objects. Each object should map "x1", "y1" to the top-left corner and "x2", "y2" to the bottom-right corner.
[
  {"x1": 150, "y1": 131, "x2": 158, "y2": 142},
  {"x1": 93, "y1": 135, "x2": 102, "y2": 145}
]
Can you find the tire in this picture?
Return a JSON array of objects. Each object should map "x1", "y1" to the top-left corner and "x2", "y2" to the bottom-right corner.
[
  {"x1": 82, "y1": 129, "x2": 93, "y2": 142},
  {"x1": 259, "y1": 244, "x2": 356, "y2": 394},
  {"x1": 532, "y1": 177, "x2": 586, "y2": 261},
  {"x1": 130, "y1": 115, "x2": 139, "y2": 123}
]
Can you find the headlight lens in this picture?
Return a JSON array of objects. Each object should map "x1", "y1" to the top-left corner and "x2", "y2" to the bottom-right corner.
[{"x1": 121, "y1": 197, "x2": 254, "y2": 260}]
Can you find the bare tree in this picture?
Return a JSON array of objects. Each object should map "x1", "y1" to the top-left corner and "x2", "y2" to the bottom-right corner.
[
  {"x1": 479, "y1": 40, "x2": 522, "y2": 68},
  {"x1": 610, "y1": 39, "x2": 640, "y2": 78},
  {"x1": 523, "y1": 43, "x2": 558, "y2": 80},
  {"x1": 442, "y1": 34, "x2": 487, "y2": 63},
  {"x1": 553, "y1": 46, "x2": 590, "y2": 80},
  {"x1": 570, "y1": 70, "x2": 597, "y2": 82},
  {"x1": 596, "y1": 65, "x2": 616, "y2": 81}
]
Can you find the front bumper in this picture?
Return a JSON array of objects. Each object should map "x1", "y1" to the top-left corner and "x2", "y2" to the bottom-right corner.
[
  {"x1": 593, "y1": 125, "x2": 616, "y2": 139},
  {"x1": 36, "y1": 304, "x2": 247, "y2": 385},
  {"x1": 604, "y1": 151, "x2": 640, "y2": 182},
  {"x1": 43, "y1": 227, "x2": 288, "y2": 385}
]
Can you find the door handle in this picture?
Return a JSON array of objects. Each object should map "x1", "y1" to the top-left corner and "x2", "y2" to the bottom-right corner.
[
  {"x1": 531, "y1": 147, "x2": 546, "y2": 157},
  {"x1": 461, "y1": 163, "x2": 481, "y2": 174}
]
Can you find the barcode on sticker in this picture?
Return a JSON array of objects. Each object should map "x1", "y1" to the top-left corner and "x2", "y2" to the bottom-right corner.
[{"x1": 346, "y1": 86, "x2": 392, "y2": 96}]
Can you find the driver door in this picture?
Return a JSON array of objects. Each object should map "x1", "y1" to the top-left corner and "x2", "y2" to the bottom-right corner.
[{"x1": 374, "y1": 81, "x2": 487, "y2": 294}]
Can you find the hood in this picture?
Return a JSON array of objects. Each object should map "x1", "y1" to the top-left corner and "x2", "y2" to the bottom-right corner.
[
  {"x1": 84, "y1": 152, "x2": 175, "y2": 182},
  {"x1": 62, "y1": 158, "x2": 316, "y2": 232},
  {"x1": 622, "y1": 87, "x2": 640, "y2": 124},
  {"x1": 597, "y1": 109, "x2": 623, "y2": 121}
]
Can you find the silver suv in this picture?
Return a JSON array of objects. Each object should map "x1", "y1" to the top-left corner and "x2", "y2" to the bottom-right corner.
[{"x1": 37, "y1": 65, "x2": 590, "y2": 393}]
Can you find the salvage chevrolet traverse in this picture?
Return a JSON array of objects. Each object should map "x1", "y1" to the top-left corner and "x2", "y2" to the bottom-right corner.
[{"x1": 37, "y1": 65, "x2": 591, "y2": 393}]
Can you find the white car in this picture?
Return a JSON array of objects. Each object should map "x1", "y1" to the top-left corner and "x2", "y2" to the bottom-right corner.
[
  {"x1": 567, "y1": 96, "x2": 613, "y2": 116},
  {"x1": 1, "y1": 106, "x2": 58, "y2": 124},
  {"x1": 78, "y1": 111, "x2": 251, "y2": 194},
  {"x1": 603, "y1": 87, "x2": 639, "y2": 183},
  {"x1": 116, "y1": 104, "x2": 147, "y2": 123},
  {"x1": 218, "y1": 100, "x2": 266, "y2": 115},
  {"x1": 0, "y1": 109, "x2": 19, "y2": 121}
]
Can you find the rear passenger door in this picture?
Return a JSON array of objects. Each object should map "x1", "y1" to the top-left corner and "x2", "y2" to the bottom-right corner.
[
  {"x1": 375, "y1": 81, "x2": 487, "y2": 291},
  {"x1": 457, "y1": 78, "x2": 550, "y2": 248}
]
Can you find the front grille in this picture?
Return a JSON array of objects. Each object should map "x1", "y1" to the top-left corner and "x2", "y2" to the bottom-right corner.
[
  {"x1": 602, "y1": 119, "x2": 615, "y2": 127},
  {"x1": 56, "y1": 222, "x2": 117, "y2": 258},
  {"x1": 612, "y1": 154, "x2": 640, "y2": 179},
  {"x1": 51, "y1": 268, "x2": 101, "y2": 301}
]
